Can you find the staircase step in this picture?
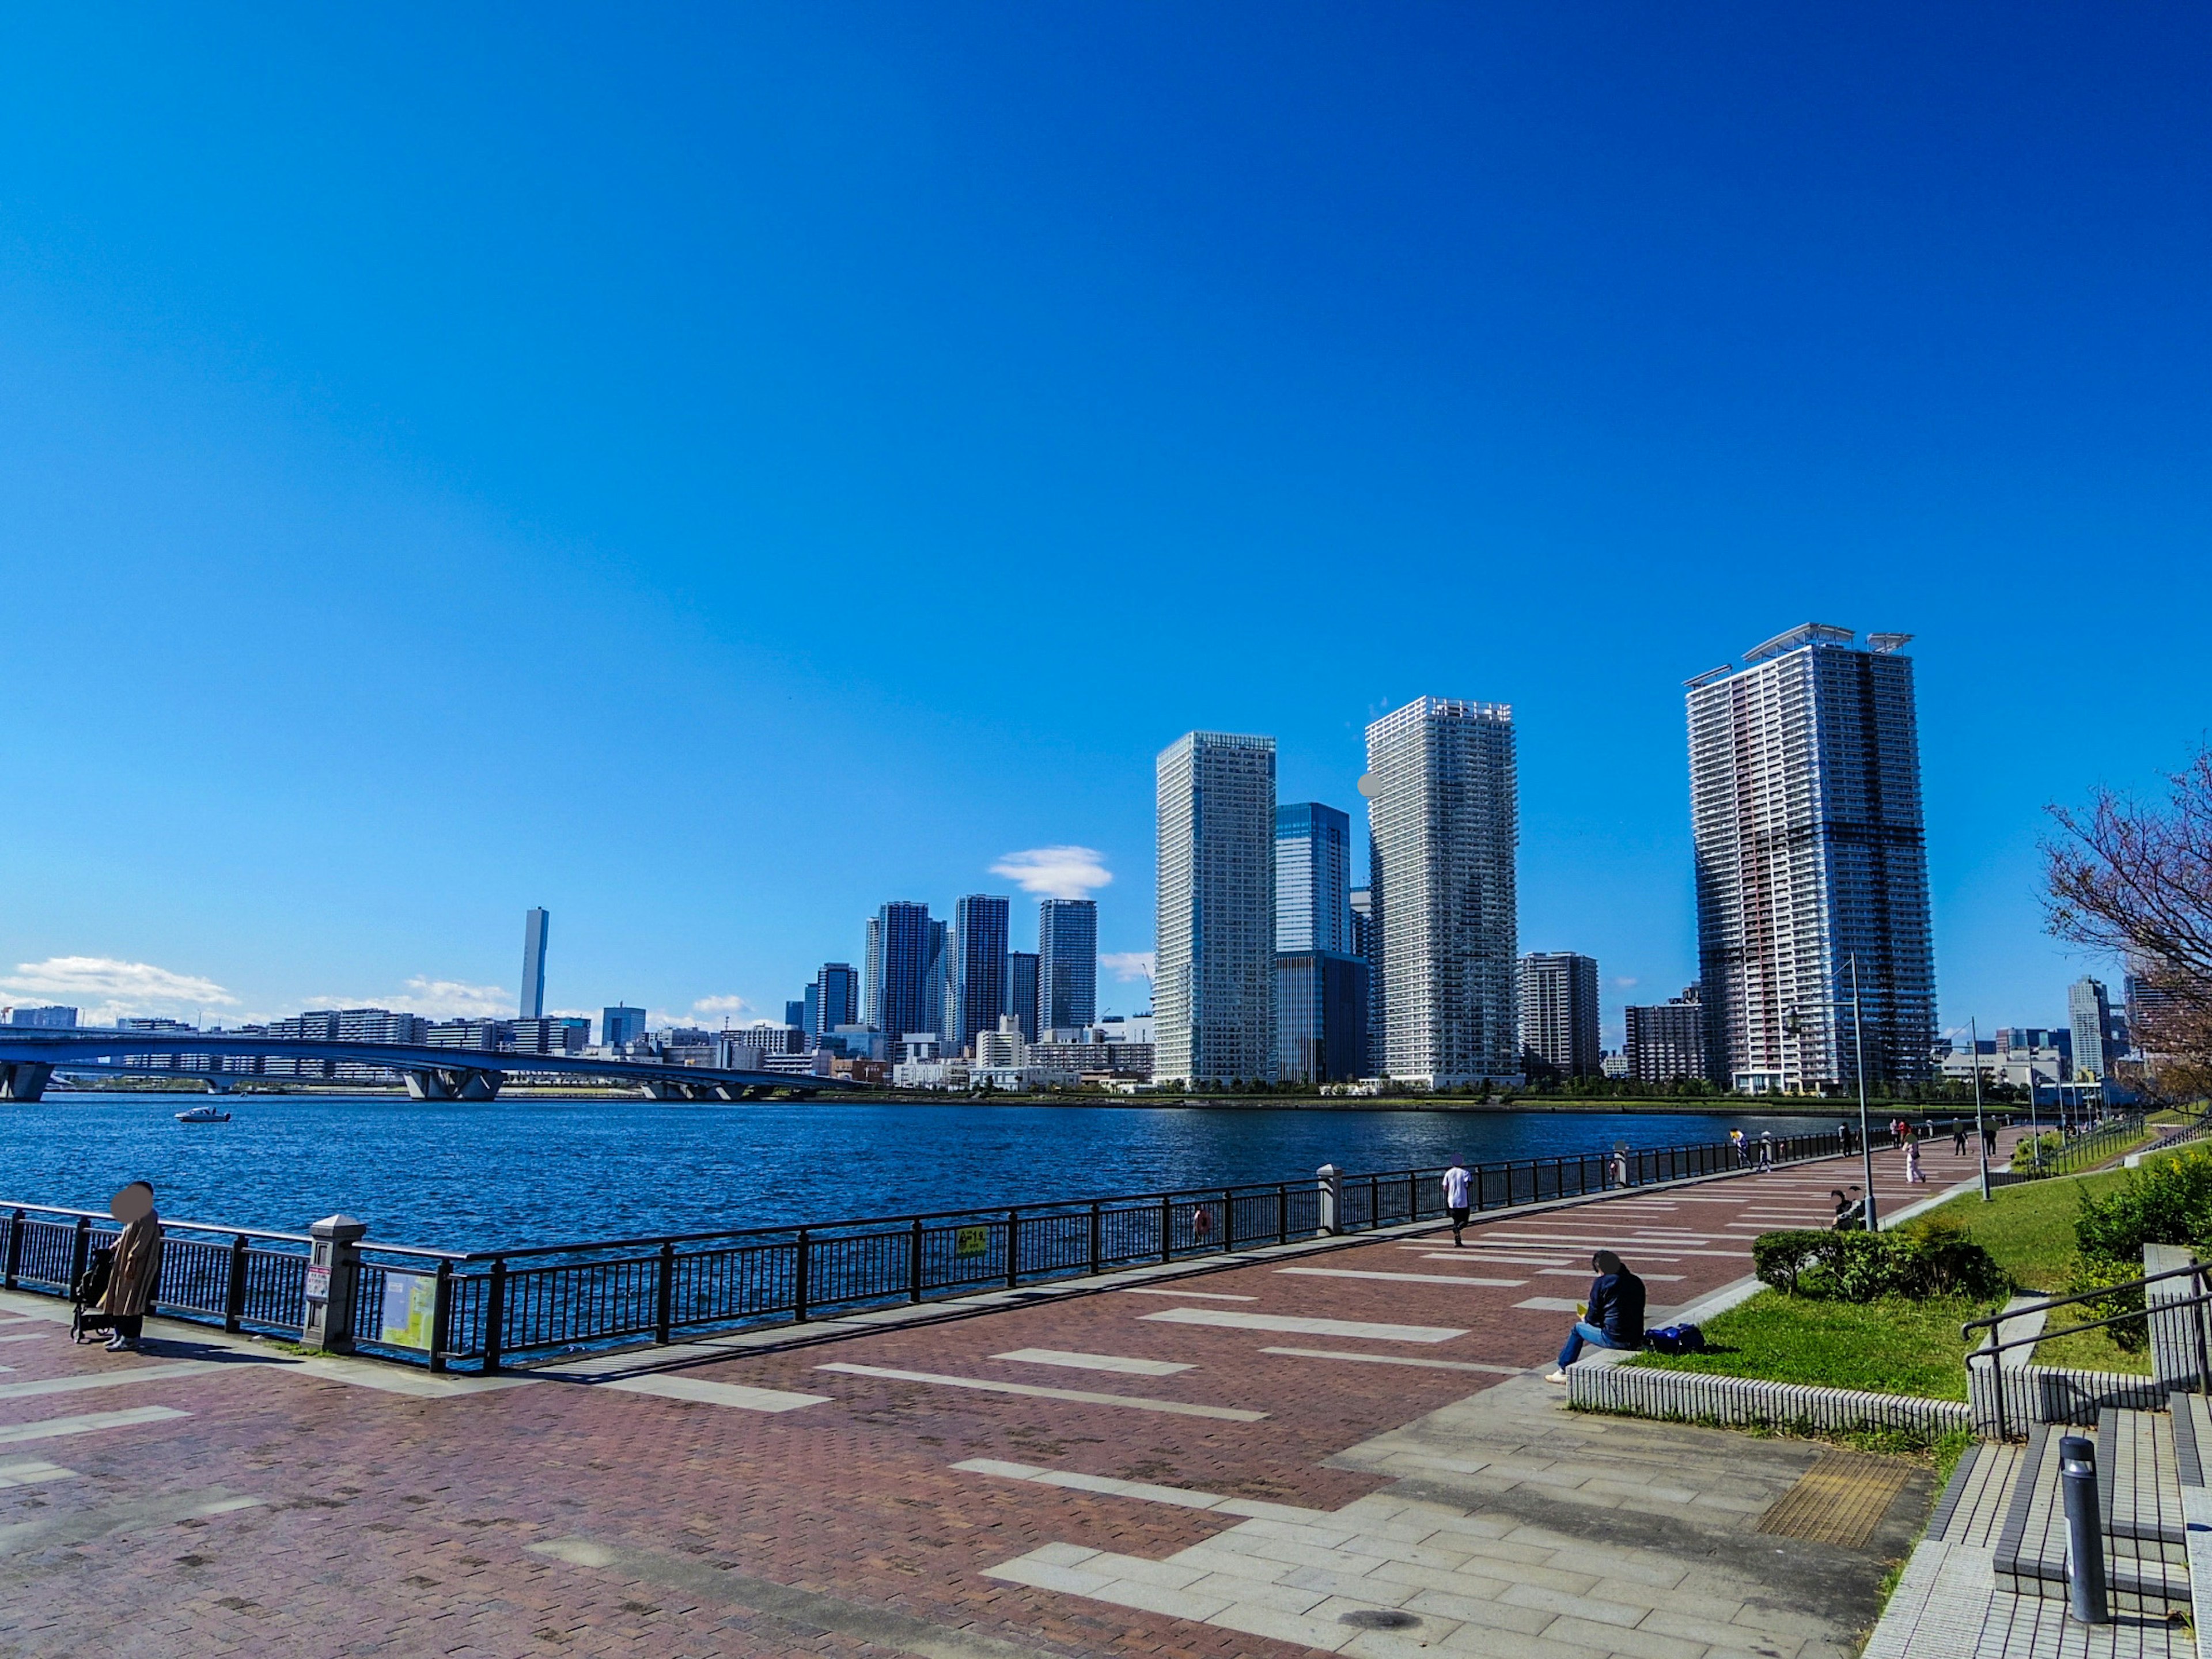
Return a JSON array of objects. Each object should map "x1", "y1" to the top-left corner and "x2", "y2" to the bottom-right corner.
[{"x1": 1993, "y1": 1413, "x2": 2192, "y2": 1612}]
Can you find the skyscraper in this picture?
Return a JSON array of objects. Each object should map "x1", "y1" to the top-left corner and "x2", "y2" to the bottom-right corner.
[
  {"x1": 1518, "y1": 951, "x2": 1601, "y2": 1078},
  {"x1": 1365, "y1": 698, "x2": 1520, "y2": 1087},
  {"x1": 1688, "y1": 624, "x2": 1936, "y2": 1091},
  {"x1": 520, "y1": 908, "x2": 550, "y2": 1021},
  {"x1": 872, "y1": 902, "x2": 942, "y2": 1041},
  {"x1": 816, "y1": 963, "x2": 860, "y2": 1033},
  {"x1": 1036, "y1": 898, "x2": 1099, "y2": 1035},
  {"x1": 601, "y1": 1005, "x2": 647, "y2": 1050},
  {"x1": 951, "y1": 895, "x2": 1012, "y2": 1054},
  {"x1": 1276, "y1": 952, "x2": 1370, "y2": 1084},
  {"x1": 1624, "y1": 986, "x2": 1707, "y2": 1085},
  {"x1": 786, "y1": 998, "x2": 808, "y2": 1031},
  {"x1": 1007, "y1": 951, "x2": 1039, "y2": 1042},
  {"x1": 2068, "y1": 976, "x2": 2112, "y2": 1080},
  {"x1": 1276, "y1": 802, "x2": 1352, "y2": 955},
  {"x1": 1155, "y1": 731, "x2": 1277, "y2": 1085},
  {"x1": 863, "y1": 916, "x2": 882, "y2": 1028}
]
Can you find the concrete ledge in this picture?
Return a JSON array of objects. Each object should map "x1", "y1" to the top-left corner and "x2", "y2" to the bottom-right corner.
[{"x1": 1570, "y1": 1359, "x2": 1971, "y2": 1439}]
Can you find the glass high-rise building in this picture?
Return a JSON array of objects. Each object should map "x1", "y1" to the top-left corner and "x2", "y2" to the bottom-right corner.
[
  {"x1": 1517, "y1": 951, "x2": 1601, "y2": 1078},
  {"x1": 951, "y1": 895, "x2": 1012, "y2": 1055},
  {"x1": 1036, "y1": 898, "x2": 1099, "y2": 1035},
  {"x1": 1275, "y1": 802, "x2": 1351, "y2": 956},
  {"x1": 1365, "y1": 698, "x2": 1520, "y2": 1087},
  {"x1": 1277, "y1": 952, "x2": 1370, "y2": 1083},
  {"x1": 1007, "y1": 951, "x2": 1039, "y2": 1041},
  {"x1": 520, "y1": 907, "x2": 550, "y2": 1021},
  {"x1": 873, "y1": 902, "x2": 943, "y2": 1041},
  {"x1": 816, "y1": 963, "x2": 859, "y2": 1033},
  {"x1": 1155, "y1": 731, "x2": 1277, "y2": 1085},
  {"x1": 601, "y1": 1005, "x2": 647, "y2": 1050},
  {"x1": 2068, "y1": 976, "x2": 2112, "y2": 1080},
  {"x1": 1688, "y1": 624, "x2": 1936, "y2": 1092}
]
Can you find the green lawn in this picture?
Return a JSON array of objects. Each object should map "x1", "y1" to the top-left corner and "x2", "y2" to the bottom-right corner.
[
  {"x1": 1627, "y1": 1291, "x2": 2000, "y2": 1400},
  {"x1": 1630, "y1": 1160, "x2": 2187, "y2": 1393}
]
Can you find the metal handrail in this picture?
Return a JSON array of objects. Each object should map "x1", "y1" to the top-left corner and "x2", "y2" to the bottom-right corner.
[
  {"x1": 0, "y1": 1200, "x2": 316, "y2": 1245},
  {"x1": 1963, "y1": 1262, "x2": 2212, "y2": 1440}
]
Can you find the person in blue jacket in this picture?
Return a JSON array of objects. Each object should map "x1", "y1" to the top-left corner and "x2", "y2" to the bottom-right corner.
[{"x1": 1546, "y1": 1249, "x2": 1646, "y2": 1382}]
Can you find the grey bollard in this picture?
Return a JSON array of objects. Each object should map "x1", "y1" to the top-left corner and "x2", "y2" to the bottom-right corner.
[
  {"x1": 2058, "y1": 1434, "x2": 2108, "y2": 1624},
  {"x1": 304, "y1": 1214, "x2": 368, "y2": 1354},
  {"x1": 1316, "y1": 1165, "x2": 1343, "y2": 1236}
]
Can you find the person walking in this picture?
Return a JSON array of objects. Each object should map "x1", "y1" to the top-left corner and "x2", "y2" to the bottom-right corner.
[
  {"x1": 1546, "y1": 1250, "x2": 1646, "y2": 1381},
  {"x1": 97, "y1": 1181, "x2": 161, "y2": 1354},
  {"x1": 1983, "y1": 1119, "x2": 2000, "y2": 1157},
  {"x1": 1757, "y1": 1130, "x2": 1775, "y2": 1171},
  {"x1": 1729, "y1": 1128, "x2": 1747, "y2": 1168},
  {"x1": 1904, "y1": 1135, "x2": 1926, "y2": 1184},
  {"x1": 1952, "y1": 1119, "x2": 1968, "y2": 1156},
  {"x1": 1441, "y1": 1158, "x2": 1472, "y2": 1247}
]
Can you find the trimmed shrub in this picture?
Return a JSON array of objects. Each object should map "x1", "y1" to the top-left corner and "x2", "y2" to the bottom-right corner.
[
  {"x1": 2074, "y1": 1147, "x2": 2212, "y2": 1264},
  {"x1": 1752, "y1": 1224, "x2": 2008, "y2": 1302},
  {"x1": 2012, "y1": 1131, "x2": 2065, "y2": 1171}
]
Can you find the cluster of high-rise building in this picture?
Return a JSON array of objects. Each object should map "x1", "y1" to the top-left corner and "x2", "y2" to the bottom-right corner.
[
  {"x1": 766, "y1": 896, "x2": 1147, "y2": 1089},
  {"x1": 26, "y1": 623, "x2": 2173, "y2": 1101},
  {"x1": 1152, "y1": 624, "x2": 1960, "y2": 1095}
]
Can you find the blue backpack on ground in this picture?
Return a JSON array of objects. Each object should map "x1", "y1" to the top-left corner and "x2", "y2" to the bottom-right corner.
[{"x1": 1644, "y1": 1323, "x2": 1705, "y2": 1355}]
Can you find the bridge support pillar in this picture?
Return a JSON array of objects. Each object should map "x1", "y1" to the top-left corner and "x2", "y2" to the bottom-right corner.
[
  {"x1": 0, "y1": 1063, "x2": 52, "y2": 1102},
  {"x1": 400, "y1": 1068, "x2": 504, "y2": 1101}
]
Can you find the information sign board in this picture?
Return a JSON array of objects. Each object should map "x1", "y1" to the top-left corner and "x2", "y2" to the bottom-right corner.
[
  {"x1": 378, "y1": 1272, "x2": 436, "y2": 1351},
  {"x1": 953, "y1": 1226, "x2": 990, "y2": 1259}
]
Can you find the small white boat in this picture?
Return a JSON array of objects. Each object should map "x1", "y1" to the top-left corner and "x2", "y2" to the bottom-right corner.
[{"x1": 175, "y1": 1105, "x2": 232, "y2": 1124}]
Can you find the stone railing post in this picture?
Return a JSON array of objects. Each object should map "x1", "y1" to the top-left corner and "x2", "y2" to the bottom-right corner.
[
  {"x1": 2145, "y1": 1243, "x2": 2206, "y2": 1389},
  {"x1": 303, "y1": 1214, "x2": 368, "y2": 1354},
  {"x1": 1316, "y1": 1164, "x2": 1342, "y2": 1236}
]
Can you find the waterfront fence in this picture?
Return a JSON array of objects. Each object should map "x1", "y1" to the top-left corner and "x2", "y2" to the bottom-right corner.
[{"x1": 2, "y1": 1127, "x2": 1846, "y2": 1373}]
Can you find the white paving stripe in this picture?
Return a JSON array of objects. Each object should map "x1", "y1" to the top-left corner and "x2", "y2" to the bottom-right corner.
[
  {"x1": 1415, "y1": 1252, "x2": 1570, "y2": 1266},
  {"x1": 1514, "y1": 1297, "x2": 1585, "y2": 1312},
  {"x1": 1275, "y1": 1267, "x2": 1526, "y2": 1288},
  {"x1": 1259, "y1": 1347, "x2": 1524, "y2": 1376},
  {"x1": 0, "y1": 1459, "x2": 76, "y2": 1488},
  {"x1": 953, "y1": 1458, "x2": 1325, "y2": 1519},
  {"x1": 0, "y1": 1406, "x2": 188, "y2": 1445},
  {"x1": 1116, "y1": 1287, "x2": 1256, "y2": 1301},
  {"x1": 0, "y1": 1334, "x2": 51, "y2": 1344},
  {"x1": 1139, "y1": 1308, "x2": 1464, "y2": 1344},
  {"x1": 1536, "y1": 1267, "x2": 1685, "y2": 1281},
  {"x1": 995, "y1": 1349, "x2": 1193, "y2": 1377},
  {"x1": 0, "y1": 1361, "x2": 219, "y2": 1402},
  {"x1": 815, "y1": 1362, "x2": 1268, "y2": 1421},
  {"x1": 599, "y1": 1375, "x2": 830, "y2": 1413}
]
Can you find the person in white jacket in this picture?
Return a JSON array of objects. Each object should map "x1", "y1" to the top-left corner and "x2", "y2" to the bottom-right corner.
[{"x1": 1442, "y1": 1160, "x2": 1472, "y2": 1247}]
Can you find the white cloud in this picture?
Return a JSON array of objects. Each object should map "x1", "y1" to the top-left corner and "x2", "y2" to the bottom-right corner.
[
  {"x1": 1, "y1": 956, "x2": 237, "y2": 1023},
  {"x1": 1101, "y1": 950, "x2": 1157, "y2": 983},
  {"x1": 1614, "y1": 976, "x2": 1639, "y2": 988},
  {"x1": 646, "y1": 995, "x2": 755, "y2": 1031},
  {"x1": 990, "y1": 846, "x2": 1112, "y2": 900}
]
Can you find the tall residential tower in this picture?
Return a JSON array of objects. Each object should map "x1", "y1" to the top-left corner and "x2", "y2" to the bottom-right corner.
[
  {"x1": 950, "y1": 895, "x2": 1012, "y2": 1055},
  {"x1": 1036, "y1": 899, "x2": 1099, "y2": 1035},
  {"x1": 520, "y1": 908, "x2": 550, "y2": 1021},
  {"x1": 1155, "y1": 731, "x2": 1277, "y2": 1085},
  {"x1": 1687, "y1": 625, "x2": 1936, "y2": 1092},
  {"x1": 1518, "y1": 951, "x2": 1601, "y2": 1079},
  {"x1": 1364, "y1": 698, "x2": 1520, "y2": 1087}
]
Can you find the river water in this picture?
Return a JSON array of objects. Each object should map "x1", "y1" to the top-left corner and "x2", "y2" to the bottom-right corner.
[{"x1": 0, "y1": 1093, "x2": 1836, "y2": 1250}]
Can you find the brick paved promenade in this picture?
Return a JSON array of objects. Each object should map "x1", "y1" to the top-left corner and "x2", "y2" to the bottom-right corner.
[{"x1": 0, "y1": 1135, "x2": 2002, "y2": 1658}]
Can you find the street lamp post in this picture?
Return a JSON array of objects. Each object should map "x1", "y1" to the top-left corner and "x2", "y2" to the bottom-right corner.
[
  {"x1": 1787, "y1": 952, "x2": 1880, "y2": 1232},
  {"x1": 1969, "y1": 1014, "x2": 1990, "y2": 1202}
]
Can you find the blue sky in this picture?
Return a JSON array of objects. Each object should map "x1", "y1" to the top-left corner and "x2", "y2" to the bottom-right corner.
[{"x1": 1, "y1": 5, "x2": 2205, "y2": 1041}]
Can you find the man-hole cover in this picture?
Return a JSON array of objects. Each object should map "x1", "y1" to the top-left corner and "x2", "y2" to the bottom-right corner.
[{"x1": 1338, "y1": 1610, "x2": 1421, "y2": 1630}]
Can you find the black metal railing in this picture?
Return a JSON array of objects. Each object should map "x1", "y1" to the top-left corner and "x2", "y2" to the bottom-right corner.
[
  {"x1": 1963, "y1": 1261, "x2": 2212, "y2": 1439},
  {"x1": 1, "y1": 1126, "x2": 1849, "y2": 1373}
]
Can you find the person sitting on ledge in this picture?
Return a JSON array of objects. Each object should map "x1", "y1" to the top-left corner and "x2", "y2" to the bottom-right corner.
[{"x1": 1546, "y1": 1248, "x2": 1645, "y2": 1383}]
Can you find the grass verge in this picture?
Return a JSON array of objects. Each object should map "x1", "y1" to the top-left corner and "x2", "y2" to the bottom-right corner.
[{"x1": 1627, "y1": 1291, "x2": 2000, "y2": 1399}]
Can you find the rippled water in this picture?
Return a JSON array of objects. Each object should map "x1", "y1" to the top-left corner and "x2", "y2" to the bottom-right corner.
[{"x1": 0, "y1": 1093, "x2": 1835, "y2": 1250}]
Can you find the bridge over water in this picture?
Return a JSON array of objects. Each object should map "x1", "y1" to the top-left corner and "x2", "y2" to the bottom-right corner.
[{"x1": 0, "y1": 1028, "x2": 861, "y2": 1103}]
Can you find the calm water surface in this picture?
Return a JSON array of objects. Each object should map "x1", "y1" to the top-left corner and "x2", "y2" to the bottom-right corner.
[{"x1": 0, "y1": 1094, "x2": 1835, "y2": 1249}]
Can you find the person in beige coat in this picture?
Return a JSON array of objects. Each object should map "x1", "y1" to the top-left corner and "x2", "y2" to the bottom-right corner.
[{"x1": 99, "y1": 1181, "x2": 162, "y2": 1353}]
